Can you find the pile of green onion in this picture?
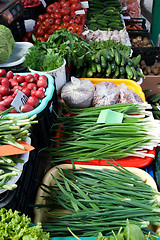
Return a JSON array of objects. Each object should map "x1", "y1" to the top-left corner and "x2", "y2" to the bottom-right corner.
[
  {"x1": 44, "y1": 102, "x2": 159, "y2": 162},
  {"x1": 37, "y1": 164, "x2": 160, "y2": 237}
]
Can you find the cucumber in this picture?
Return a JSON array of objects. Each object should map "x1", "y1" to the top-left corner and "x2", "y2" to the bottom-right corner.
[
  {"x1": 96, "y1": 63, "x2": 102, "y2": 73},
  {"x1": 111, "y1": 62, "x2": 117, "y2": 72},
  {"x1": 114, "y1": 50, "x2": 121, "y2": 65},
  {"x1": 87, "y1": 68, "x2": 93, "y2": 77},
  {"x1": 133, "y1": 54, "x2": 141, "y2": 68},
  {"x1": 119, "y1": 66, "x2": 125, "y2": 75},
  {"x1": 102, "y1": 49, "x2": 113, "y2": 61},
  {"x1": 131, "y1": 67, "x2": 138, "y2": 80},
  {"x1": 127, "y1": 59, "x2": 134, "y2": 67},
  {"x1": 120, "y1": 55, "x2": 126, "y2": 66},
  {"x1": 95, "y1": 51, "x2": 101, "y2": 64},
  {"x1": 125, "y1": 65, "x2": 133, "y2": 79},
  {"x1": 91, "y1": 63, "x2": 97, "y2": 73},
  {"x1": 81, "y1": 68, "x2": 88, "y2": 78},
  {"x1": 115, "y1": 65, "x2": 120, "y2": 77},
  {"x1": 106, "y1": 62, "x2": 112, "y2": 77},
  {"x1": 101, "y1": 55, "x2": 107, "y2": 68}
]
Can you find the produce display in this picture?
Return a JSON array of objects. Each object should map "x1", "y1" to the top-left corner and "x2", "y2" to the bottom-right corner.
[
  {"x1": 0, "y1": 208, "x2": 50, "y2": 239},
  {"x1": 0, "y1": 25, "x2": 15, "y2": 64},
  {"x1": 21, "y1": 0, "x2": 41, "y2": 7},
  {"x1": 32, "y1": 0, "x2": 86, "y2": 41},
  {"x1": 0, "y1": 69, "x2": 49, "y2": 113},
  {"x1": 145, "y1": 92, "x2": 160, "y2": 120},
  {"x1": 86, "y1": 0, "x2": 123, "y2": 31},
  {"x1": 43, "y1": 102, "x2": 159, "y2": 163},
  {"x1": 35, "y1": 164, "x2": 160, "y2": 237}
]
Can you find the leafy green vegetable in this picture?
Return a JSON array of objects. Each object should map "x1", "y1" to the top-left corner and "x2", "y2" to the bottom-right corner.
[
  {"x1": 0, "y1": 25, "x2": 15, "y2": 63},
  {"x1": 0, "y1": 208, "x2": 50, "y2": 240}
]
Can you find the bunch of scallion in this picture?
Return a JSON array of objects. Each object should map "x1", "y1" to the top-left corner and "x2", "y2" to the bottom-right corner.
[
  {"x1": 0, "y1": 108, "x2": 37, "y2": 150},
  {"x1": 44, "y1": 102, "x2": 159, "y2": 163},
  {"x1": 36, "y1": 164, "x2": 160, "y2": 237}
]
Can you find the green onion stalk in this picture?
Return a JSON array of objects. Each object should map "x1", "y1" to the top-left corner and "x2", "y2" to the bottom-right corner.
[
  {"x1": 35, "y1": 164, "x2": 160, "y2": 237},
  {"x1": 42, "y1": 102, "x2": 160, "y2": 163}
]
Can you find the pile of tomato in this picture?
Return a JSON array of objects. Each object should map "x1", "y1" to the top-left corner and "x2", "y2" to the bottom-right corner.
[
  {"x1": 0, "y1": 69, "x2": 48, "y2": 113},
  {"x1": 31, "y1": 0, "x2": 87, "y2": 42}
]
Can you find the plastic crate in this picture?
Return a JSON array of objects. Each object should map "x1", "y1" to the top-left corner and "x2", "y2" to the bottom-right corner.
[
  {"x1": 10, "y1": 18, "x2": 26, "y2": 42},
  {"x1": 125, "y1": 17, "x2": 148, "y2": 32},
  {"x1": 23, "y1": 2, "x2": 45, "y2": 20},
  {"x1": 129, "y1": 32, "x2": 160, "y2": 66},
  {"x1": 0, "y1": 148, "x2": 40, "y2": 218}
]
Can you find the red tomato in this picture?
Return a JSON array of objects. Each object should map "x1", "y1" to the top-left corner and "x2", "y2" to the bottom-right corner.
[
  {"x1": 46, "y1": 4, "x2": 58, "y2": 13},
  {"x1": 67, "y1": 25, "x2": 77, "y2": 33},
  {"x1": 62, "y1": 14, "x2": 70, "y2": 22},
  {"x1": 44, "y1": 33, "x2": 50, "y2": 41},
  {"x1": 69, "y1": 19, "x2": 75, "y2": 25},
  {"x1": 41, "y1": 22, "x2": 50, "y2": 31},
  {"x1": 62, "y1": 22, "x2": 70, "y2": 28},
  {"x1": 55, "y1": 19, "x2": 62, "y2": 26},
  {"x1": 44, "y1": 13, "x2": 50, "y2": 19},
  {"x1": 36, "y1": 27, "x2": 45, "y2": 37},
  {"x1": 60, "y1": 0, "x2": 70, "y2": 7},
  {"x1": 38, "y1": 14, "x2": 45, "y2": 22},
  {"x1": 37, "y1": 37, "x2": 45, "y2": 42},
  {"x1": 74, "y1": 15, "x2": 81, "y2": 24},
  {"x1": 0, "y1": 69, "x2": 6, "y2": 77},
  {"x1": 47, "y1": 26, "x2": 56, "y2": 35},
  {"x1": 70, "y1": 2, "x2": 81, "y2": 11},
  {"x1": 70, "y1": 11, "x2": 76, "y2": 17},
  {"x1": 54, "y1": 1, "x2": 61, "y2": 9},
  {"x1": 35, "y1": 20, "x2": 41, "y2": 27},
  {"x1": 54, "y1": 12, "x2": 62, "y2": 19},
  {"x1": 61, "y1": 7, "x2": 70, "y2": 16},
  {"x1": 70, "y1": 0, "x2": 80, "y2": 4},
  {"x1": 25, "y1": 31, "x2": 32, "y2": 40}
]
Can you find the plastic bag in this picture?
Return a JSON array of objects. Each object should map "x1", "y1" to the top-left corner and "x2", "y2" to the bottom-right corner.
[
  {"x1": 119, "y1": 0, "x2": 141, "y2": 18},
  {"x1": 119, "y1": 83, "x2": 143, "y2": 103},
  {"x1": 92, "y1": 81, "x2": 119, "y2": 107},
  {"x1": 61, "y1": 77, "x2": 95, "y2": 108}
]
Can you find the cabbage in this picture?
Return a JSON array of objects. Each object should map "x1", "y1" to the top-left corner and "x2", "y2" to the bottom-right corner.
[{"x1": 0, "y1": 25, "x2": 15, "y2": 63}]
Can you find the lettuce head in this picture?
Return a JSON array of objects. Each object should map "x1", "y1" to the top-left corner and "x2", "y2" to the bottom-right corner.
[{"x1": 0, "y1": 24, "x2": 15, "y2": 63}]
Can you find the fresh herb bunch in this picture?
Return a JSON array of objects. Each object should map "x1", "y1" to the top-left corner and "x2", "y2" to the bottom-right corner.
[{"x1": 0, "y1": 208, "x2": 50, "y2": 239}]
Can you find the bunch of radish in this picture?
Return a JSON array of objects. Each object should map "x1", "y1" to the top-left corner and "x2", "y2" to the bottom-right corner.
[{"x1": 0, "y1": 69, "x2": 48, "y2": 113}]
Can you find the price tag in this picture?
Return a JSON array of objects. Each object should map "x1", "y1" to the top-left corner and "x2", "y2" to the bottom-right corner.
[
  {"x1": 122, "y1": 6, "x2": 127, "y2": 11},
  {"x1": 121, "y1": 15, "x2": 131, "y2": 19},
  {"x1": 81, "y1": 1, "x2": 89, "y2": 8},
  {"x1": 11, "y1": 90, "x2": 28, "y2": 112},
  {"x1": 75, "y1": 10, "x2": 85, "y2": 15}
]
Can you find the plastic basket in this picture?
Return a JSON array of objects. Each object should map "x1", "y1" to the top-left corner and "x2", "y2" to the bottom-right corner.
[
  {"x1": 125, "y1": 17, "x2": 148, "y2": 32},
  {"x1": 129, "y1": 32, "x2": 160, "y2": 66},
  {"x1": 33, "y1": 163, "x2": 160, "y2": 237}
]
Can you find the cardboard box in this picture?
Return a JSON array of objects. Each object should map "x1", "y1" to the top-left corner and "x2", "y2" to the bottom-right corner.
[{"x1": 141, "y1": 74, "x2": 160, "y2": 96}]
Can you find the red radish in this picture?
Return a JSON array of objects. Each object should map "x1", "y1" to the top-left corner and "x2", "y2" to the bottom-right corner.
[
  {"x1": 12, "y1": 89, "x2": 19, "y2": 98},
  {"x1": 21, "y1": 104, "x2": 34, "y2": 112},
  {"x1": 6, "y1": 71, "x2": 14, "y2": 79},
  {"x1": 27, "y1": 83, "x2": 37, "y2": 90},
  {"x1": 37, "y1": 79, "x2": 47, "y2": 88},
  {"x1": 10, "y1": 79, "x2": 19, "y2": 87},
  {"x1": 21, "y1": 82, "x2": 27, "y2": 88},
  {"x1": 3, "y1": 96, "x2": 13, "y2": 108},
  {"x1": 38, "y1": 87, "x2": 45, "y2": 92},
  {"x1": 27, "y1": 96, "x2": 39, "y2": 107},
  {"x1": 17, "y1": 76, "x2": 25, "y2": 84},
  {"x1": 31, "y1": 89, "x2": 37, "y2": 96},
  {"x1": 1, "y1": 78, "x2": 10, "y2": 88},
  {"x1": 0, "y1": 104, "x2": 6, "y2": 112},
  {"x1": 25, "y1": 74, "x2": 35, "y2": 83},
  {"x1": 10, "y1": 108, "x2": 18, "y2": 113},
  {"x1": 0, "y1": 85, "x2": 10, "y2": 96},
  {"x1": 35, "y1": 90, "x2": 45, "y2": 99},
  {"x1": 22, "y1": 88, "x2": 31, "y2": 96},
  {"x1": 0, "y1": 95, "x2": 2, "y2": 101},
  {"x1": 33, "y1": 73, "x2": 39, "y2": 81},
  {"x1": 13, "y1": 74, "x2": 20, "y2": 80},
  {"x1": 0, "y1": 69, "x2": 6, "y2": 77},
  {"x1": 12, "y1": 85, "x2": 22, "y2": 92}
]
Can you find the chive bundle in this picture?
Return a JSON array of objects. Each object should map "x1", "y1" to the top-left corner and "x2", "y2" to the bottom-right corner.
[
  {"x1": 36, "y1": 164, "x2": 160, "y2": 237},
  {"x1": 44, "y1": 102, "x2": 159, "y2": 162}
]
